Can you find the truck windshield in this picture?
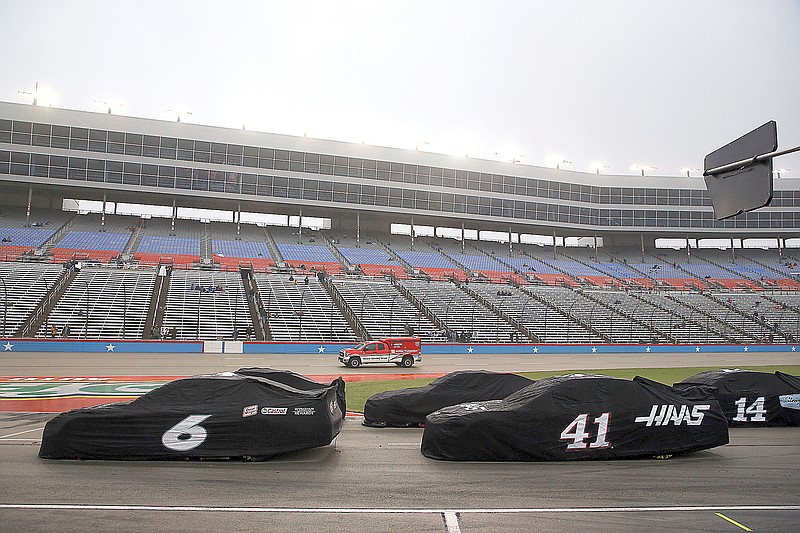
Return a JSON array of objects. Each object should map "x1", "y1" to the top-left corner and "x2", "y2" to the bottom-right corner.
[{"x1": 353, "y1": 342, "x2": 366, "y2": 350}]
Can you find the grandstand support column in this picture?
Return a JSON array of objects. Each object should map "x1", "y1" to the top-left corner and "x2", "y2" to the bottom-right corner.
[
  {"x1": 640, "y1": 234, "x2": 645, "y2": 263},
  {"x1": 25, "y1": 186, "x2": 32, "y2": 227},
  {"x1": 100, "y1": 192, "x2": 106, "y2": 232},
  {"x1": 388, "y1": 294, "x2": 400, "y2": 337},
  {"x1": 461, "y1": 222, "x2": 465, "y2": 253},
  {"x1": 509, "y1": 225, "x2": 513, "y2": 258},
  {"x1": 588, "y1": 301, "x2": 599, "y2": 342},
  {"x1": 122, "y1": 282, "x2": 126, "y2": 340},
  {"x1": 298, "y1": 209, "x2": 303, "y2": 241},
  {"x1": 568, "y1": 300, "x2": 579, "y2": 343},
  {"x1": 552, "y1": 229, "x2": 557, "y2": 260},
  {"x1": 0, "y1": 277, "x2": 7, "y2": 338},
  {"x1": 170, "y1": 199, "x2": 176, "y2": 236},
  {"x1": 496, "y1": 296, "x2": 508, "y2": 343},
  {"x1": 297, "y1": 289, "x2": 307, "y2": 342},
  {"x1": 197, "y1": 289, "x2": 201, "y2": 340},
  {"x1": 83, "y1": 279, "x2": 89, "y2": 339},
  {"x1": 629, "y1": 302, "x2": 642, "y2": 343},
  {"x1": 236, "y1": 203, "x2": 241, "y2": 237},
  {"x1": 356, "y1": 212, "x2": 360, "y2": 247},
  {"x1": 520, "y1": 296, "x2": 534, "y2": 339},
  {"x1": 410, "y1": 217, "x2": 414, "y2": 250}
]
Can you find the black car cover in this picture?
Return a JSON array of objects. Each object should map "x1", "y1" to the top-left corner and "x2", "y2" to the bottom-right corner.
[
  {"x1": 39, "y1": 368, "x2": 345, "y2": 460},
  {"x1": 363, "y1": 370, "x2": 533, "y2": 427},
  {"x1": 421, "y1": 374, "x2": 729, "y2": 461},
  {"x1": 674, "y1": 369, "x2": 800, "y2": 427}
]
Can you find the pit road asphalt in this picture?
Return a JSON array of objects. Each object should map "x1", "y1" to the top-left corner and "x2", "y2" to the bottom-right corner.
[{"x1": 1, "y1": 350, "x2": 798, "y2": 532}]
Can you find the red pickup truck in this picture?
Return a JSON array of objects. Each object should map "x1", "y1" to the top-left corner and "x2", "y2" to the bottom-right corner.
[{"x1": 338, "y1": 337, "x2": 422, "y2": 368}]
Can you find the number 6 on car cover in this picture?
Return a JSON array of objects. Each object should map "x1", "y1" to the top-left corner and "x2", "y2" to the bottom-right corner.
[
  {"x1": 39, "y1": 368, "x2": 346, "y2": 460},
  {"x1": 421, "y1": 374, "x2": 729, "y2": 461}
]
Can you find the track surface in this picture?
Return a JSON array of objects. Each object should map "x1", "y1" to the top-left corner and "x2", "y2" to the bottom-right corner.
[{"x1": 1, "y1": 350, "x2": 799, "y2": 532}]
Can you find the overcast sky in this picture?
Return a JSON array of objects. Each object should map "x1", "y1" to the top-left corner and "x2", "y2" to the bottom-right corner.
[{"x1": 2, "y1": 0, "x2": 798, "y2": 178}]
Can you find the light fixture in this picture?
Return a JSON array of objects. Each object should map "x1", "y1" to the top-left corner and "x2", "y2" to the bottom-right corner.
[
  {"x1": 681, "y1": 167, "x2": 700, "y2": 177},
  {"x1": 165, "y1": 109, "x2": 193, "y2": 123},
  {"x1": 632, "y1": 164, "x2": 657, "y2": 176},
  {"x1": 774, "y1": 168, "x2": 791, "y2": 178},
  {"x1": 95, "y1": 100, "x2": 124, "y2": 115}
]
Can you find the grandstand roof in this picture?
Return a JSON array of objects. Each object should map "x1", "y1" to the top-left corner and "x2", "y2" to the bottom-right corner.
[{"x1": 2, "y1": 101, "x2": 798, "y2": 236}]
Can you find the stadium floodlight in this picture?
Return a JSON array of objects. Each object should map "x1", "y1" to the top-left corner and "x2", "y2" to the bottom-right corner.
[
  {"x1": 18, "y1": 81, "x2": 39, "y2": 105},
  {"x1": 632, "y1": 164, "x2": 657, "y2": 176},
  {"x1": 681, "y1": 167, "x2": 700, "y2": 177},
  {"x1": 18, "y1": 82, "x2": 56, "y2": 107},
  {"x1": 165, "y1": 109, "x2": 193, "y2": 123},
  {"x1": 774, "y1": 168, "x2": 791, "y2": 178},
  {"x1": 94, "y1": 100, "x2": 124, "y2": 115},
  {"x1": 546, "y1": 155, "x2": 571, "y2": 170},
  {"x1": 703, "y1": 120, "x2": 800, "y2": 219}
]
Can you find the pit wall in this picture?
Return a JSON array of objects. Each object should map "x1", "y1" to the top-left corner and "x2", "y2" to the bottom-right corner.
[{"x1": 0, "y1": 339, "x2": 796, "y2": 355}]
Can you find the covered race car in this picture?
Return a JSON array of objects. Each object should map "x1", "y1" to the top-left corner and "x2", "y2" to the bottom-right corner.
[
  {"x1": 674, "y1": 369, "x2": 800, "y2": 427},
  {"x1": 421, "y1": 374, "x2": 729, "y2": 461},
  {"x1": 39, "y1": 368, "x2": 345, "y2": 460},
  {"x1": 363, "y1": 370, "x2": 533, "y2": 427}
]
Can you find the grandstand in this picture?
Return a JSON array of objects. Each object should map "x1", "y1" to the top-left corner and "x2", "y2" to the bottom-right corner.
[{"x1": 1, "y1": 101, "x2": 799, "y2": 344}]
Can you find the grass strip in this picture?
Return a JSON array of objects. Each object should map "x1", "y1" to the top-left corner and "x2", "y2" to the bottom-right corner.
[{"x1": 344, "y1": 365, "x2": 800, "y2": 414}]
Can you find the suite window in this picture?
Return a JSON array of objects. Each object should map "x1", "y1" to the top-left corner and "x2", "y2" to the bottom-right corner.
[
  {"x1": 442, "y1": 168, "x2": 455, "y2": 188},
  {"x1": 316, "y1": 180, "x2": 332, "y2": 202},
  {"x1": 159, "y1": 136, "x2": 176, "y2": 159},
  {"x1": 84, "y1": 158, "x2": 104, "y2": 181},
  {"x1": 243, "y1": 146, "x2": 258, "y2": 167},
  {"x1": 390, "y1": 162, "x2": 403, "y2": 182},
  {"x1": 31, "y1": 153, "x2": 49, "y2": 177},
  {"x1": 210, "y1": 142, "x2": 227, "y2": 164},
  {"x1": 376, "y1": 160, "x2": 390, "y2": 180},
  {"x1": 87, "y1": 129, "x2": 107, "y2": 152},
  {"x1": 32, "y1": 123, "x2": 51, "y2": 147},
  {"x1": 176, "y1": 167, "x2": 192, "y2": 190},
  {"x1": 400, "y1": 163, "x2": 414, "y2": 184},
  {"x1": 304, "y1": 152, "x2": 320, "y2": 174},
  {"x1": 227, "y1": 144, "x2": 243, "y2": 166},
  {"x1": 142, "y1": 135, "x2": 160, "y2": 157},
  {"x1": 362, "y1": 158, "x2": 376, "y2": 179},
  {"x1": 123, "y1": 162, "x2": 141, "y2": 185},
  {"x1": 158, "y1": 165, "x2": 176, "y2": 188},
  {"x1": 259, "y1": 147, "x2": 274, "y2": 169},
  {"x1": 256, "y1": 175, "x2": 272, "y2": 196},
  {"x1": 10, "y1": 152, "x2": 30, "y2": 175},
  {"x1": 11, "y1": 121, "x2": 31, "y2": 145},
  {"x1": 349, "y1": 158, "x2": 363, "y2": 179}
]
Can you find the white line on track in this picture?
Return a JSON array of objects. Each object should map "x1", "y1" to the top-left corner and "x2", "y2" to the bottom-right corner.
[
  {"x1": 443, "y1": 510, "x2": 461, "y2": 533},
  {"x1": 0, "y1": 427, "x2": 44, "y2": 439},
  {"x1": 0, "y1": 504, "x2": 797, "y2": 514}
]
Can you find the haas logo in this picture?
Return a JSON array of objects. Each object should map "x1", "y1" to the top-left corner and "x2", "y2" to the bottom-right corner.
[{"x1": 635, "y1": 404, "x2": 710, "y2": 427}]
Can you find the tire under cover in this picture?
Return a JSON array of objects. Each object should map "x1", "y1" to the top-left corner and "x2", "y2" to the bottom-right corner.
[
  {"x1": 674, "y1": 369, "x2": 800, "y2": 427},
  {"x1": 421, "y1": 374, "x2": 729, "y2": 461},
  {"x1": 39, "y1": 368, "x2": 346, "y2": 460},
  {"x1": 363, "y1": 370, "x2": 533, "y2": 427}
]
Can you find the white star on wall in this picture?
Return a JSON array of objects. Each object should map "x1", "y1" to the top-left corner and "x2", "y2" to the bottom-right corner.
[
  {"x1": 591, "y1": 347, "x2": 597, "y2": 353},
  {"x1": 532, "y1": 346, "x2": 539, "y2": 353},
  {"x1": 3, "y1": 342, "x2": 12, "y2": 351},
  {"x1": 318, "y1": 346, "x2": 326, "y2": 353},
  {"x1": 106, "y1": 344, "x2": 115, "y2": 352},
  {"x1": 467, "y1": 346, "x2": 474, "y2": 353}
]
